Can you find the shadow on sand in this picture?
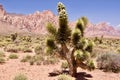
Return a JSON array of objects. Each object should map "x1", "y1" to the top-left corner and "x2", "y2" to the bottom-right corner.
[
  {"x1": 76, "y1": 72, "x2": 92, "y2": 80},
  {"x1": 49, "y1": 70, "x2": 92, "y2": 80}
]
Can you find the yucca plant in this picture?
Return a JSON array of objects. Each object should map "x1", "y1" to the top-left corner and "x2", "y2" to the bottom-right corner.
[{"x1": 46, "y1": 2, "x2": 95, "y2": 77}]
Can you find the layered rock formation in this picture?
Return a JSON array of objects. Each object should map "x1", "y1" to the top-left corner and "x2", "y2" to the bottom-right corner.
[
  {"x1": 0, "y1": 4, "x2": 120, "y2": 38},
  {"x1": 0, "y1": 4, "x2": 6, "y2": 18}
]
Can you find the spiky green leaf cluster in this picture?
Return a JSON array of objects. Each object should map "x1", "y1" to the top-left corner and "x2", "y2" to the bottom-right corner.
[
  {"x1": 86, "y1": 40, "x2": 95, "y2": 52},
  {"x1": 56, "y1": 2, "x2": 71, "y2": 44},
  {"x1": 74, "y1": 50, "x2": 90, "y2": 62},
  {"x1": 46, "y1": 23, "x2": 57, "y2": 36},
  {"x1": 81, "y1": 16, "x2": 88, "y2": 26},
  {"x1": 46, "y1": 38, "x2": 55, "y2": 49},
  {"x1": 46, "y1": 38, "x2": 56, "y2": 54},
  {"x1": 87, "y1": 60, "x2": 95, "y2": 71},
  {"x1": 72, "y1": 28, "x2": 81, "y2": 46}
]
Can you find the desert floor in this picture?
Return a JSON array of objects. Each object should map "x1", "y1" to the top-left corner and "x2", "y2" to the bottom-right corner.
[{"x1": 0, "y1": 51, "x2": 120, "y2": 80}]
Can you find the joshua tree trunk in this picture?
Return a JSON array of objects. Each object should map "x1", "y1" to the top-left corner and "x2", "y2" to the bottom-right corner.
[
  {"x1": 68, "y1": 59, "x2": 77, "y2": 77},
  {"x1": 61, "y1": 43, "x2": 77, "y2": 77}
]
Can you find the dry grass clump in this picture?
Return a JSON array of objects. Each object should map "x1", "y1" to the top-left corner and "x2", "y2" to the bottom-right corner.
[
  {"x1": 13, "y1": 73, "x2": 28, "y2": 80},
  {"x1": 21, "y1": 55, "x2": 32, "y2": 62},
  {"x1": 9, "y1": 53, "x2": 18, "y2": 59},
  {"x1": 58, "y1": 74, "x2": 75, "y2": 80},
  {"x1": 0, "y1": 57, "x2": 5, "y2": 64}
]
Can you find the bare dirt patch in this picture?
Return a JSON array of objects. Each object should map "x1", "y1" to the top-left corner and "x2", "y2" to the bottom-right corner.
[{"x1": 0, "y1": 52, "x2": 120, "y2": 80}]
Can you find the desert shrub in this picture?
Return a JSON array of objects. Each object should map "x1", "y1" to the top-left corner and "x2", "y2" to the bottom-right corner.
[
  {"x1": 43, "y1": 56, "x2": 59, "y2": 65},
  {"x1": 0, "y1": 51, "x2": 5, "y2": 57},
  {"x1": 98, "y1": 44, "x2": 108, "y2": 49},
  {"x1": 0, "y1": 41, "x2": 9, "y2": 47},
  {"x1": 58, "y1": 74, "x2": 75, "y2": 80},
  {"x1": 34, "y1": 55, "x2": 44, "y2": 65},
  {"x1": 0, "y1": 57, "x2": 5, "y2": 64},
  {"x1": 5, "y1": 38, "x2": 11, "y2": 42},
  {"x1": 29, "y1": 58, "x2": 35, "y2": 65},
  {"x1": 20, "y1": 55, "x2": 32, "y2": 62},
  {"x1": 22, "y1": 47, "x2": 32, "y2": 53},
  {"x1": 34, "y1": 45, "x2": 43, "y2": 55},
  {"x1": 9, "y1": 54, "x2": 18, "y2": 59},
  {"x1": 4, "y1": 45, "x2": 19, "y2": 53},
  {"x1": 13, "y1": 73, "x2": 27, "y2": 80},
  {"x1": 97, "y1": 53, "x2": 120, "y2": 73},
  {"x1": 116, "y1": 48, "x2": 120, "y2": 54},
  {"x1": 34, "y1": 55, "x2": 44, "y2": 61},
  {"x1": 61, "y1": 61, "x2": 69, "y2": 70},
  {"x1": 28, "y1": 55, "x2": 44, "y2": 65},
  {"x1": 25, "y1": 36, "x2": 32, "y2": 42}
]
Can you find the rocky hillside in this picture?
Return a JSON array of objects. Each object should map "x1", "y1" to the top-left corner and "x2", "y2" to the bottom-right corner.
[{"x1": 0, "y1": 4, "x2": 120, "y2": 38}]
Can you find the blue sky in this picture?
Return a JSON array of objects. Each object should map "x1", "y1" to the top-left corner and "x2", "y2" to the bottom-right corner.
[{"x1": 0, "y1": 0, "x2": 120, "y2": 26}]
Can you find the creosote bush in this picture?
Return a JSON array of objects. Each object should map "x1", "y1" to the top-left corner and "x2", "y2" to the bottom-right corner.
[
  {"x1": 97, "y1": 53, "x2": 120, "y2": 73},
  {"x1": 46, "y1": 2, "x2": 95, "y2": 77}
]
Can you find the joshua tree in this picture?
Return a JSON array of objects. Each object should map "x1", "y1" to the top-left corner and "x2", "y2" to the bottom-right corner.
[
  {"x1": 11, "y1": 32, "x2": 17, "y2": 41},
  {"x1": 46, "y1": 2, "x2": 95, "y2": 77}
]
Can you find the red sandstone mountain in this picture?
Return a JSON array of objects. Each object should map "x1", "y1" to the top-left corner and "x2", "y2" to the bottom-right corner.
[{"x1": 0, "y1": 4, "x2": 120, "y2": 38}]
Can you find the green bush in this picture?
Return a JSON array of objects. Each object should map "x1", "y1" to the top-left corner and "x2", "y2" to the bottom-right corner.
[
  {"x1": 97, "y1": 53, "x2": 120, "y2": 73},
  {"x1": 13, "y1": 73, "x2": 27, "y2": 80},
  {"x1": 9, "y1": 54, "x2": 18, "y2": 59},
  {"x1": 0, "y1": 57, "x2": 5, "y2": 64}
]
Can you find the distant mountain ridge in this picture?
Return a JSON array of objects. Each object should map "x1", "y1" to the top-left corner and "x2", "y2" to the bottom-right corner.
[{"x1": 0, "y1": 4, "x2": 120, "y2": 38}]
